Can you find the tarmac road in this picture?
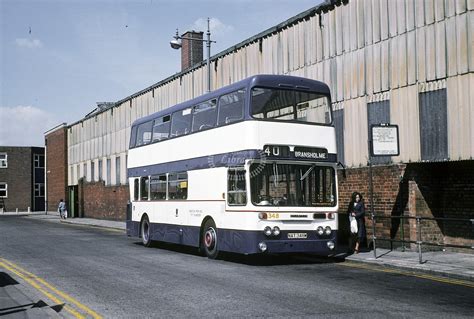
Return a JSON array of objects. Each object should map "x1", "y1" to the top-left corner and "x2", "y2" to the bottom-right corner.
[{"x1": 0, "y1": 216, "x2": 472, "y2": 318}]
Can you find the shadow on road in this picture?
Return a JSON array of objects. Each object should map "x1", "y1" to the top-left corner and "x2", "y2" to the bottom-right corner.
[
  {"x1": 0, "y1": 272, "x2": 18, "y2": 287},
  {"x1": 132, "y1": 241, "x2": 348, "y2": 266}
]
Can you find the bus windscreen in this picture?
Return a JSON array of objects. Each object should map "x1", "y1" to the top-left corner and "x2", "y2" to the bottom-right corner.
[{"x1": 250, "y1": 163, "x2": 336, "y2": 207}]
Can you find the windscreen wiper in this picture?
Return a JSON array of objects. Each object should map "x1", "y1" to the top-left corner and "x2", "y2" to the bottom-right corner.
[{"x1": 300, "y1": 165, "x2": 315, "y2": 181}]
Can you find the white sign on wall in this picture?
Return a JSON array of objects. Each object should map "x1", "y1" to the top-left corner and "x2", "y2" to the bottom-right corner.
[{"x1": 371, "y1": 124, "x2": 400, "y2": 156}]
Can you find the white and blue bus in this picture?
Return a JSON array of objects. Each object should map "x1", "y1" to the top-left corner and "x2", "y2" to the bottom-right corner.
[{"x1": 126, "y1": 75, "x2": 338, "y2": 258}]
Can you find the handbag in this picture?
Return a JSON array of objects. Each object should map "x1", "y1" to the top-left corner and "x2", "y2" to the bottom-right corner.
[{"x1": 349, "y1": 215, "x2": 358, "y2": 234}]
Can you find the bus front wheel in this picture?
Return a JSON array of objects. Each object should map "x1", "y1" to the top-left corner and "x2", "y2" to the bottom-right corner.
[
  {"x1": 141, "y1": 215, "x2": 152, "y2": 247},
  {"x1": 202, "y1": 219, "x2": 219, "y2": 259}
]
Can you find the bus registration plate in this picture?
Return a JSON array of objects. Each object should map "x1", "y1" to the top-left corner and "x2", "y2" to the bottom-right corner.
[{"x1": 287, "y1": 233, "x2": 307, "y2": 239}]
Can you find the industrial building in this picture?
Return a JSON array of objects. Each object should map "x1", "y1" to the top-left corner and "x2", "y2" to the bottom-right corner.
[{"x1": 45, "y1": 0, "x2": 473, "y2": 250}]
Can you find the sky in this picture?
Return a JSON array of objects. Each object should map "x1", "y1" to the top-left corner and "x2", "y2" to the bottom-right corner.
[{"x1": 0, "y1": 0, "x2": 321, "y2": 147}]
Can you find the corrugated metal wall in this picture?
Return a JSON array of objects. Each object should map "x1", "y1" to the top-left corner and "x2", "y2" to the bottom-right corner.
[{"x1": 67, "y1": 0, "x2": 474, "y2": 185}]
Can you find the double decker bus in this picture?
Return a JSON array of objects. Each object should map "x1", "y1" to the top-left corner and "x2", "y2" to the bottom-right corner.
[{"x1": 126, "y1": 75, "x2": 338, "y2": 258}]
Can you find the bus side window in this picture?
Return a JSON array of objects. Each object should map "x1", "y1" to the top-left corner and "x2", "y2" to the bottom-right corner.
[
  {"x1": 228, "y1": 169, "x2": 247, "y2": 206},
  {"x1": 140, "y1": 176, "x2": 149, "y2": 200},
  {"x1": 150, "y1": 174, "x2": 167, "y2": 200},
  {"x1": 171, "y1": 108, "x2": 192, "y2": 137},
  {"x1": 217, "y1": 89, "x2": 245, "y2": 125},
  {"x1": 136, "y1": 121, "x2": 153, "y2": 146},
  {"x1": 168, "y1": 172, "x2": 188, "y2": 200},
  {"x1": 192, "y1": 99, "x2": 217, "y2": 132},
  {"x1": 152, "y1": 115, "x2": 171, "y2": 142},
  {"x1": 133, "y1": 178, "x2": 139, "y2": 201}
]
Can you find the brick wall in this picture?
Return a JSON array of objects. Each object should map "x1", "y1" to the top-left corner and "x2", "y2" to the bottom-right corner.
[
  {"x1": 338, "y1": 161, "x2": 474, "y2": 252},
  {"x1": 45, "y1": 127, "x2": 68, "y2": 211},
  {"x1": 81, "y1": 181, "x2": 129, "y2": 220},
  {"x1": 0, "y1": 147, "x2": 33, "y2": 211}
]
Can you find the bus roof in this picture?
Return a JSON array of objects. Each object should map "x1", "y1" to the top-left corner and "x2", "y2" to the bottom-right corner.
[{"x1": 131, "y1": 74, "x2": 330, "y2": 128}]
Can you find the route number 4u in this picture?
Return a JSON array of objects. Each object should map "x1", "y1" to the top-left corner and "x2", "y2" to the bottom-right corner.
[{"x1": 264, "y1": 146, "x2": 280, "y2": 156}]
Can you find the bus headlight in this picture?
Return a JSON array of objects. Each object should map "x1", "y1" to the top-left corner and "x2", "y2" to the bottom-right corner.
[
  {"x1": 272, "y1": 226, "x2": 280, "y2": 236},
  {"x1": 327, "y1": 241, "x2": 335, "y2": 250},
  {"x1": 317, "y1": 226, "x2": 324, "y2": 236},
  {"x1": 264, "y1": 226, "x2": 272, "y2": 237},
  {"x1": 258, "y1": 242, "x2": 267, "y2": 252},
  {"x1": 324, "y1": 226, "x2": 332, "y2": 236}
]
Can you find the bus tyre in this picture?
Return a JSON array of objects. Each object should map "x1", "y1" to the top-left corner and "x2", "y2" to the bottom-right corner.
[
  {"x1": 141, "y1": 216, "x2": 152, "y2": 247},
  {"x1": 202, "y1": 219, "x2": 219, "y2": 259}
]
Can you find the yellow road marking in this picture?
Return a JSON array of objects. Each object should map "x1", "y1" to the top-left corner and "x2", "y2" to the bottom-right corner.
[
  {"x1": 0, "y1": 258, "x2": 102, "y2": 319},
  {"x1": 341, "y1": 261, "x2": 474, "y2": 288}
]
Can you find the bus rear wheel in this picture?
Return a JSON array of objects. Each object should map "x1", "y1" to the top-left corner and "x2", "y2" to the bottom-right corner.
[
  {"x1": 141, "y1": 215, "x2": 152, "y2": 247},
  {"x1": 202, "y1": 219, "x2": 219, "y2": 259}
]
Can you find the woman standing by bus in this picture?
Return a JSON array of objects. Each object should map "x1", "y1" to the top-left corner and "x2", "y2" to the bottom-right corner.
[{"x1": 347, "y1": 192, "x2": 366, "y2": 253}]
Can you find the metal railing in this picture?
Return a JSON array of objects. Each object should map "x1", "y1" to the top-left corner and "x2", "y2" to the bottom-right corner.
[{"x1": 370, "y1": 214, "x2": 474, "y2": 263}]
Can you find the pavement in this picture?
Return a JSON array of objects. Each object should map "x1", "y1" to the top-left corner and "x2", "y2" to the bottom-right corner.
[{"x1": 0, "y1": 271, "x2": 62, "y2": 318}]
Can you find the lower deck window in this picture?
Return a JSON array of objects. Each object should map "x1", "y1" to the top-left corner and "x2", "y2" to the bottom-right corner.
[
  {"x1": 228, "y1": 169, "x2": 247, "y2": 205},
  {"x1": 168, "y1": 172, "x2": 188, "y2": 200},
  {"x1": 134, "y1": 179, "x2": 139, "y2": 201},
  {"x1": 150, "y1": 175, "x2": 167, "y2": 200},
  {"x1": 140, "y1": 177, "x2": 149, "y2": 200}
]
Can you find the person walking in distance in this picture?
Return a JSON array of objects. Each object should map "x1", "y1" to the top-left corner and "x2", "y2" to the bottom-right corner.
[
  {"x1": 347, "y1": 192, "x2": 366, "y2": 253},
  {"x1": 58, "y1": 199, "x2": 67, "y2": 219}
]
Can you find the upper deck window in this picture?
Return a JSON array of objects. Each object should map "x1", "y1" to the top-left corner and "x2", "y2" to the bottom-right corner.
[
  {"x1": 192, "y1": 99, "x2": 217, "y2": 132},
  {"x1": 136, "y1": 121, "x2": 153, "y2": 146},
  {"x1": 152, "y1": 115, "x2": 171, "y2": 142},
  {"x1": 171, "y1": 108, "x2": 192, "y2": 137},
  {"x1": 251, "y1": 88, "x2": 331, "y2": 124},
  {"x1": 218, "y1": 89, "x2": 245, "y2": 125}
]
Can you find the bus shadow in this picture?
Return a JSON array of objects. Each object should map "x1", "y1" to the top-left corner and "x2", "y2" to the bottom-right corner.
[{"x1": 132, "y1": 241, "x2": 346, "y2": 266}]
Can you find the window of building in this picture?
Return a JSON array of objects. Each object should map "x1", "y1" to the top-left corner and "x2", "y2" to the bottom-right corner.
[
  {"x1": 150, "y1": 174, "x2": 167, "y2": 200},
  {"x1": 228, "y1": 169, "x2": 247, "y2": 206},
  {"x1": 83, "y1": 163, "x2": 87, "y2": 179},
  {"x1": 140, "y1": 176, "x2": 149, "y2": 200},
  {"x1": 419, "y1": 89, "x2": 448, "y2": 161},
  {"x1": 34, "y1": 183, "x2": 45, "y2": 197},
  {"x1": 0, "y1": 153, "x2": 7, "y2": 168},
  {"x1": 106, "y1": 159, "x2": 111, "y2": 185},
  {"x1": 0, "y1": 183, "x2": 7, "y2": 198},
  {"x1": 192, "y1": 99, "x2": 217, "y2": 132},
  {"x1": 116, "y1": 157, "x2": 121, "y2": 185},
  {"x1": 218, "y1": 89, "x2": 246, "y2": 125},
  {"x1": 168, "y1": 172, "x2": 188, "y2": 200},
  {"x1": 171, "y1": 108, "x2": 192, "y2": 137},
  {"x1": 34, "y1": 154, "x2": 45, "y2": 168},
  {"x1": 125, "y1": 155, "x2": 128, "y2": 184},
  {"x1": 91, "y1": 161, "x2": 95, "y2": 182},
  {"x1": 333, "y1": 107, "x2": 345, "y2": 165},
  {"x1": 367, "y1": 100, "x2": 391, "y2": 165},
  {"x1": 98, "y1": 159, "x2": 103, "y2": 181},
  {"x1": 133, "y1": 178, "x2": 139, "y2": 201},
  {"x1": 152, "y1": 115, "x2": 171, "y2": 142}
]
